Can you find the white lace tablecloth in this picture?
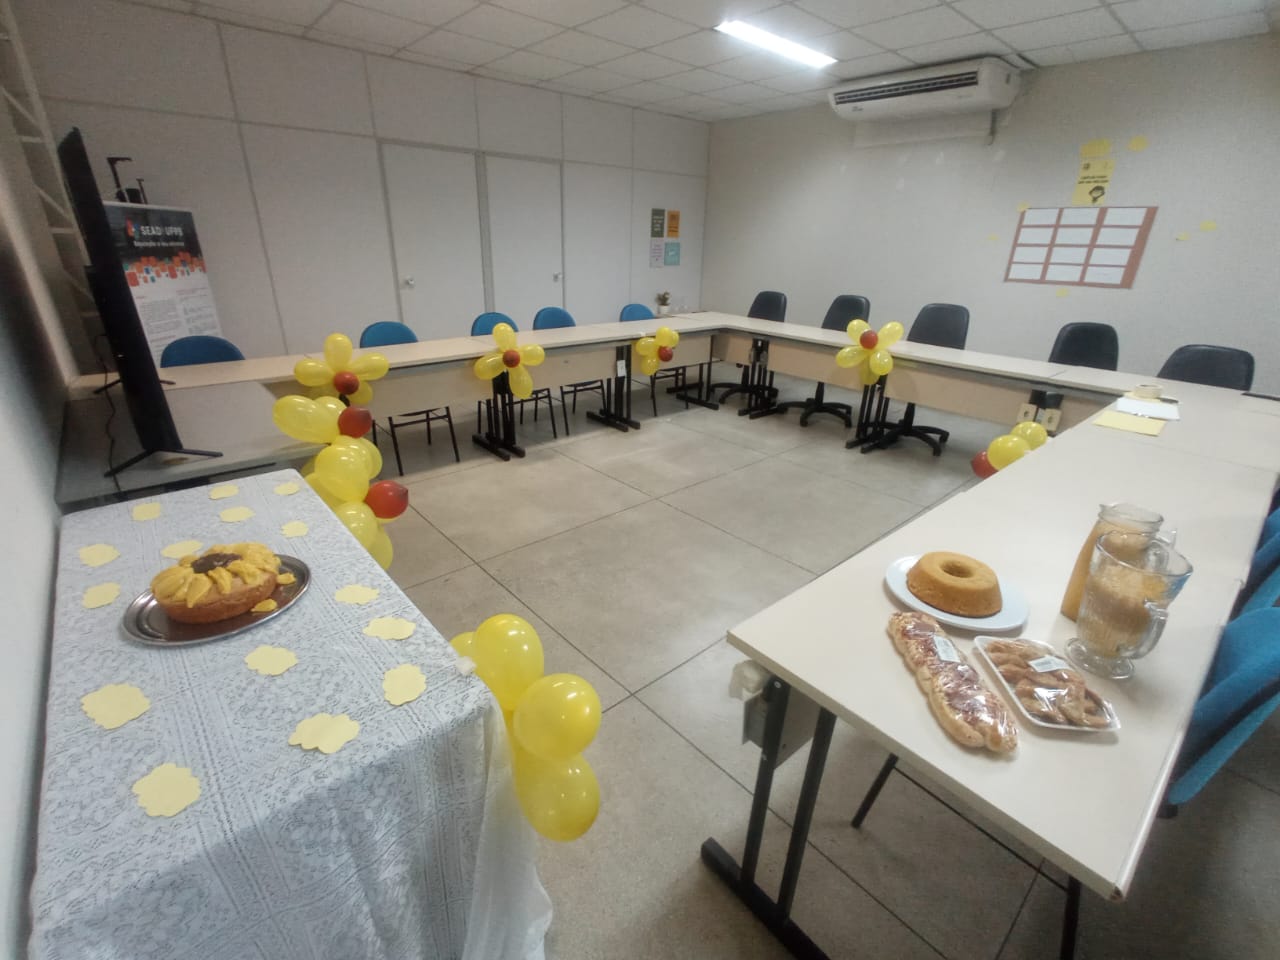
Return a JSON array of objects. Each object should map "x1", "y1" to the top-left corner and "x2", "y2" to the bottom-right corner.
[{"x1": 30, "y1": 469, "x2": 549, "y2": 960}]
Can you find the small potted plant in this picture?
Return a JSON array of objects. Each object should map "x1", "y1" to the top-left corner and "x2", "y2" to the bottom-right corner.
[{"x1": 656, "y1": 291, "x2": 672, "y2": 316}]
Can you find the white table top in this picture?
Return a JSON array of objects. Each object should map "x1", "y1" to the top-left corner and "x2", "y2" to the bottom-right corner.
[{"x1": 727, "y1": 390, "x2": 1278, "y2": 901}]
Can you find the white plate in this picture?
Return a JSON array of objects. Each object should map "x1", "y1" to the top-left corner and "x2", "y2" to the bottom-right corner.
[{"x1": 885, "y1": 555, "x2": 1029, "y2": 632}]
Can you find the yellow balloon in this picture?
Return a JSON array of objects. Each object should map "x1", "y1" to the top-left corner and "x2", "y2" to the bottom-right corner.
[
  {"x1": 654, "y1": 326, "x2": 679, "y2": 348},
  {"x1": 314, "y1": 444, "x2": 370, "y2": 502},
  {"x1": 323, "y1": 333, "x2": 353, "y2": 371},
  {"x1": 348, "y1": 380, "x2": 374, "y2": 405},
  {"x1": 869, "y1": 349, "x2": 894, "y2": 376},
  {"x1": 836, "y1": 345, "x2": 866, "y2": 369},
  {"x1": 860, "y1": 363, "x2": 881, "y2": 386},
  {"x1": 315, "y1": 396, "x2": 346, "y2": 418},
  {"x1": 475, "y1": 352, "x2": 505, "y2": 381},
  {"x1": 520, "y1": 343, "x2": 546, "y2": 367},
  {"x1": 639, "y1": 356, "x2": 660, "y2": 377},
  {"x1": 514, "y1": 673, "x2": 602, "y2": 761},
  {"x1": 509, "y1": 363, "x2": 534, "y2": 400},
  {"x1": 472, "y1": 614, "x2": 544, "y2": 710},
  {"x1": 334, "y1": 501, "x2": 378, "y2": 548},
  {"x1": 333, "y1": 435, "x2": 383, "y2": 478},
  {"x1": 1011, "y1": 420, "x2": 1048, "y2": 450},
  {"x1": 492, "y1": 322, "x2": 517, "y2": 351},
  {"x1": 272, "y1": 395, "x2": 339, "y2": 443},
  {"x1": 450, "y1": 631, "x2": 475, "y2": 657},
  {"x1": 305, "y1": 470, "x2": 345, "y2": 510},
  {"x1": 513, "y1": 749, "x2": 600, "y2": 842},
  {"x1": 847, "y1": 319, "x2": 870, "y2": 340},
  {"x1": 878, "y1": 321, "x2": 905, "y2": 349},
  {"x1": 369, "y1": 527, "x2": 393, "y2": 569},
  {"x1": 294, "y1": 358, "x2": 333, "y2": 388},
  {"x1": 987, "y1": 434, "x2": 1031, "y2": 470},
  {"x1": 635, "y1": 337, "x2": 658, "y2": 358},
  {"x1": 349, "y1": 352, "x2": 389, "y2": 380}
]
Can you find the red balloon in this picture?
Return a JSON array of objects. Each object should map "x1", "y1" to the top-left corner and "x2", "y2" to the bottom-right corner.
[
  {"x1": 333, "y1": 370, "x2": 360, "y2": 396},
  {"x1": 365, "y1": 479, "x2": 409, "y2": 520},
  {"x1": 859, "y1": 330, "x2": 879, "y2": 350},
  {"x1": 338, "y1": 405, "x2": 373, "y2": 439},
  {"x1": 657, "y1": 345, "x2": 674, "y2": 362},
  {"x1": 502, "y1": 349, "x2": 521, "y2": 368},
  {"x1": 970, "y1": 450, "x2": 998, "y2": 479}
]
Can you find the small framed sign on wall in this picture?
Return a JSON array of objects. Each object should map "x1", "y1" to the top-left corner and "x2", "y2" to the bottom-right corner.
[{"x1": 1004, "y1": 206, "x2": 1156, "y2": 289}]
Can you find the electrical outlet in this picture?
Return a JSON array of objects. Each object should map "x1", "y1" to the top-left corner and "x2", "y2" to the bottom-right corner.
[
  {"x1": 1016, "y1": 402, "x2": 1039, "y2": 423},
  {"x1": 1042, "y1": 408, "x2": 1063, "y2": 432}
]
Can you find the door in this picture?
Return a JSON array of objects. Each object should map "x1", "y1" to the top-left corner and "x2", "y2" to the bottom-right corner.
[
  {"x1": 564, "y1": 162, "x2": 631, "y2": 325},
  {"x1": 382, "y1": 144, "x2": 485, "y2": 340},
  {"x1": 485, "y1": 156, "x2": 563, "y2": 325}
]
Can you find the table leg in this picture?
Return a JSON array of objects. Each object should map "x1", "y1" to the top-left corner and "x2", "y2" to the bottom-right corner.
[
  {"x1": 1061, "y1": 877, "x2": 1081, "y2": 960},
  {"x1": 845, "y1": 381, "x2": 890, "y2": 450},
  {"x1": 670, "y1": 346, "x2": 720, "y2": 410},
  {"x1": 472, "y1": 374, "x2": 525, "y2": 460},
  {"x1": 701, "y1": 678, "x2": 836, "y2": 960},
  {"x1": 587, "y1": 346, "x2": 641, "y2": 431}
]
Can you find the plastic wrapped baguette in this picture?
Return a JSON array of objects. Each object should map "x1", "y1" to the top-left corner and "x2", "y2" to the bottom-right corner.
[{"x1": 887, "y1": 611, "x2": 1018, "y2": 754}]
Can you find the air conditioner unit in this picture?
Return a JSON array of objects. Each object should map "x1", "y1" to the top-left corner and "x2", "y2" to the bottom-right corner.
[{"x1": 828, "y1": 57, "x2": 1020, "y2": 121}]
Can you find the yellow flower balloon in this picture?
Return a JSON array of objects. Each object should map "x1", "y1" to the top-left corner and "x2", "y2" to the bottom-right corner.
[
  {"x1": 1010, "y1": 420, "x2": 1048, "y2": 450},
  {"x1": 292, "y1": 332, "x2": 389, "y2": 404},
  {"x1": 632, "y1": 326, "x2": 679, "y2": 377},
  {"x1": 471, "y1": 613, "x2": 545, "y2": 709},
  {"x1": 835, "y1": 319, "x2": 904, "y2": 386},
  {"x1": 513, "y1": 673, "x2": 602, "y2": 761},
  {"x1": 473, "y1": 322, "x2": 546, "y2": 399},
  {"x1": 513, "y1": 748, "x2": 600, "y2": 842}
]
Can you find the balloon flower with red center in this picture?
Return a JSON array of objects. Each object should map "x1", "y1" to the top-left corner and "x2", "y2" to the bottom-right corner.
[
  {"x1": 292, "y1": 333, "x2": 389, "y2": 405},
  {"x1": 632, "y1": 326, "x2": 680, "y2": 376},
  {"x1": 835, "y1": 319, "x2": 905, "y2": 386},
  {"x1": 474, "y1": 322, "x2": 546, "y2": 399}
]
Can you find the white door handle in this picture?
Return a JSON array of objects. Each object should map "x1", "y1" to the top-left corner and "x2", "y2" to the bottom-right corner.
[{"x1": 403, "y1": 276, "x2": 415, "y2": 289}]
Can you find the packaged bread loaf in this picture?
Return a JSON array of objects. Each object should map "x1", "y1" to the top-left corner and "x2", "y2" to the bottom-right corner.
[{"x1": 887, "y1": 611, "x2": 1017, "y2": 754}]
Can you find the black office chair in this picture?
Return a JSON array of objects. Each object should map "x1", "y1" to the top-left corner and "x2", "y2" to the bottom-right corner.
[
  {"x1": 1158, "y1": 344, "x2": 1255, "y2": 391},
  {"x1": 1048, "y1": 322, "x2": 1119, "y2": 371},
  {"x1": 713, "y1": 291, "x2": 787, "y2": 408},
  {"x1": 773, "y1": 294, "x2": 871, "y2": 428},
  {"x1": 865, "y1": 303, "x2": 969, "y2": 456}
]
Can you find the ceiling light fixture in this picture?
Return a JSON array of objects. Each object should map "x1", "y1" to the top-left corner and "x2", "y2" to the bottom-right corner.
[{"x1": 715, "y1": 20, "x2": 836, "y2": 69}]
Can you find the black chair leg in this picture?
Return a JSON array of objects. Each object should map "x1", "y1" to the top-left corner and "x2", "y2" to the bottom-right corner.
[
  {"x1": 547, "y1": 393, "x2": 558, "y2": 438},
  {"x1": 560, "y1": 388, "x2": 571, "y2": 436},
  {"x1": 851, "y1": 753, "x2": 898, "y2": 828},
  {"x1": 650, "y1": 375, "x2": 658, "y2": 417},
  {"x1": 389, "y1": 420, "x2": 405, "y2": 477},
  {"x1": 443, "y1": 408, "x2": 459, "y2": 463}
]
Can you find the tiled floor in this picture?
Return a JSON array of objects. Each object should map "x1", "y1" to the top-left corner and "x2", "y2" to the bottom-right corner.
[{"x1": 383, "y1": 368, "x2": 1280, "y2": 960}]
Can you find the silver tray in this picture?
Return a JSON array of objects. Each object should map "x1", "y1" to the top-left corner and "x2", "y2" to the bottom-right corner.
[{"x1": 122, "y1": 555, "x2": 310, "y2": 647}]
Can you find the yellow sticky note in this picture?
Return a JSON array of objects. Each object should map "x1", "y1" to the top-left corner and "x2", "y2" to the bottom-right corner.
[
  {"x1": 1080, "y1": 138, "x2": 1111, "y2": 159},
  {"x1": 1127, "y1": 135, "x2": 1149, "y2": 152},
  {"x1": 132, "y1": 763, "x2": 200, "y2": 817},
  {"x1": 278, "y1": 572, "x2": 297, "y2": 586},
  {"x1": 220, "y1": 506, "x2": 254, "y2": 523},
  {"x1": 1055, "y1": 288, "x2": 1070, "y2": 298},
  {"x1": 81, "y1": 683, "x2": 150, "y2": 730},
  {"x1": 209, "y1": 484, "x2": 239, "y2": 500},
  {"x1": 244, "y1": 645, "x2": 297, "y2": 676},
  {"x1": 986, "y1": 233, "x2": 999, "y2": 242},
  {"x1": 289, "y1": 713, "x2": 359, "y2": 754},
  {"x1": 335, "y1": 585, "x2": 379, "y2": 605},
  {"x1": 79, "y1": 544, "x2": 120, "y2": 567},
  {"x1": 1094, "y1": 411, "x2": 1165, "y2": 436},
  {"x1": 132, "y1": 502, "x2": 162, "y2": 522},
  {"x1": 161, "y1": 539, "x2": 203, "y2": 560},
  {"x1": 1175, "y1": 232, "x2": 1190, "y2": 241},
  {"x1": 281, "y1": 520, "x2": 308, "y2": 538},
  {"x1": 252, "y1": 598, "x2": 277, "y2": 614},
  {"x1": 1199, "y1": 220, "x2": 1217, "y2": 232},
  {"x1": 1016, "y1": 202, "x2": 1030, "y2": 213},
  {"x1": 274, "y1": 482, "x2": 300, "y2": 496},
  {"x1": 383, "y1": 664, "x2": 427, "y2": 706},
  {"x1": 363, "y1": 616, "x2": 416, "y2": 641},
  {"x1": 83, "y1": 583, "x2": 120, "y2": 609}
]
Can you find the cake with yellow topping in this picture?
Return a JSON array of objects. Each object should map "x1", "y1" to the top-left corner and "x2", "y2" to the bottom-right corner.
[{"x1": 151, "y1": 543, "x2": 280, "y2": 624}]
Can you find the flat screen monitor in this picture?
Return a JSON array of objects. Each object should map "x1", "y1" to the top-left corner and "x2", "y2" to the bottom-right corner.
[{"x1": 57, "y1": 127, "x2": 218, "y2": 475}]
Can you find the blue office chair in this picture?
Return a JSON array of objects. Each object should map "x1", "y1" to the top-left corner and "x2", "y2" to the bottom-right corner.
[
  {"x1": 471, "y1": 313, "x2": 556, "y2": 437},
  {"x1": 534, "y1": 306, "x2": 600, "y2": 435},
  {"x1": 773, "y1": 294, "x2": 871, "y2": 428},
  {"x1": 619, "y1": 303, "x2": 654, "y2": 323},
  {"x1": 356, "y1": 322, "x2": 458, "y2": 472},
  {"x1": 159, "y1": 335, "x2": 244, "y2": 367}
]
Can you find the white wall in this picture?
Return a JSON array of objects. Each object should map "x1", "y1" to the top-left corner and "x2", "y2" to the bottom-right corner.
[
  {"x1": 703, "y1": 34, "x2": 1280, "y2": 393},
  {"x1": 15, "y1": 0, "x2": 710, "y2": 359}
]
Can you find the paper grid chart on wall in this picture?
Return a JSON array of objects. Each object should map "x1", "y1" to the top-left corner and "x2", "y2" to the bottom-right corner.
[{"x1": 1004, "y1": 206, "x2": 1157, "y2": 289}]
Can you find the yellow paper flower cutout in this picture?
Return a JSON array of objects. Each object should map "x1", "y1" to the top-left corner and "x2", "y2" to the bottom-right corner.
[
  {"x1": 209, "y1": 484, "x2": 239, "y2": 500},
  {"x1": 473, "y1": 322, "x2": 545, "y2": 400},
  {"x1": 835, "y1": 319, "x2": 904, "y2": 386},
  {"x1": 633, "y1": 326, "x2": 680, "y2": 377},
  {"x1": 274, "y1": 481, "x2": 300, "y2": 496},
  {"x1": 81, "y1": 683, "x2": 150, "y2": 729},
  {"x1": 79, "y1": 544, "x2": 120, "y2": 567},
  {"x1": 161, "y1": 539, "x2": 203, "y2": 560},
  {"x1": 132, "y1": 763, "x2": 201, "y2": 817},
  {"x1": 383, "y1": 664, "x2": 427, "y2": 706},
  {"x1": 132, "y1": 502, "x2": 162, "y2": 521},
  {"x1": 281, "y1": 520, "x2": 308, "y2": 538},
  {"x1": 83, "y1": 583, "x2": 120, "y2": 609},
  {"x1": 220, "y1": 506, "x2": 254, "y2": 523},
  {"x1": 292, "y1": 333, "x2": 388, "y2": 405},
  {"x1": 363, "y1": 616, "x2": 416, "y2": 641},
  {"x1": 244, "y1": 645, "x2": 297, "y2": 676},
  {"x1": 289, "y1": 713, "x2": 360, "y2": 754},
  {"x1": 335, "y1": 584, "x2": 379, "y2": 605}
]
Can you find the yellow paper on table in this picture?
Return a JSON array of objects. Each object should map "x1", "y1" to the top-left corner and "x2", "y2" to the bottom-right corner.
[
  {"x1": 161, "y1": 539, "x2": 203, "y2": 560},
  {"x1": 208, "y1": 484, "x2": 239, "y2": 500},
  {"x1": 1094, "y1": 411, "x2": 1165, "y2": 436},
  {"x1": 83, "y1": 583, "x2": 121, "y2": 609},
  {"x1": 335, "y1": 585, "x2": 379, "y2": 605},
  {"x1": 244, "y1": 645, "x2": 297, "y2": 676},
  {"x1": 79, "y1": 544, "x2": 120, "y2": 567},
  {"x1": 281, "y1": 520, "x2": 308, "y2": 538},
  {"x1": 274, "y1": 481, "x2": 300, "y2": 496},
  {"x1": 383, "y1": 664, "x2": 427, "y2": 706},
  {"x1": 289, "y1": 713, "x2": 360, "y2": 754},
  {"x1": 132, "y1": 502, "x2": 162, "y2": 521},
  {"x1": 133, "y1": 763, "x2": 201, "y2": 817},
  {"x1": 364, "y1": 616, "x2": 415, "y2": 641},
  {"x1": 220, "y1": 506, "x2": 254, "y2": 523},
  {"x1": 81, "y1": 683, "x2": 150, "y2": 729}
]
